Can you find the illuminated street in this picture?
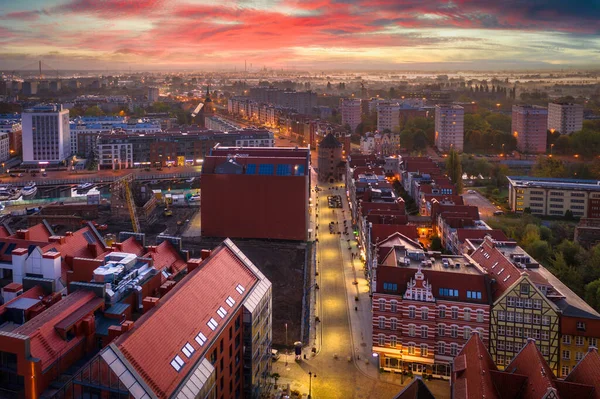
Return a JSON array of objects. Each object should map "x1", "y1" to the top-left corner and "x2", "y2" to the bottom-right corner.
[{"x1": 272, "y1": 153, "x2": 450, "y2": 398}]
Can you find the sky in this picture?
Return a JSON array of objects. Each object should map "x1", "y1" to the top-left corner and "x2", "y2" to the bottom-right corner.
[{"x1": 0, "y1": 0, "x2": 599, "y2": 71}]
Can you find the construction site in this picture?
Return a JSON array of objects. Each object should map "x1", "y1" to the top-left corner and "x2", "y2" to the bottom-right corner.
[{"x1": 2, "y1": 173, "x2": 308, "y2": 347}]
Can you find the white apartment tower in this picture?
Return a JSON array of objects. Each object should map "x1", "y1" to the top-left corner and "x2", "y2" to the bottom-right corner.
[
  {"x1": 548, "y1": 102, "x2": 583, "y2": 134},
  {"x1": 340, "y1": 98, "x2": 362, "y2": 132},
  {"x1": 435, "y1": 104, "x2": 464, "y2": 152},
  {"x1": 22, "y1": 104, "x2": 71, "y2": 164},
  {"x1": 377, "y1": 102, "x2": 401, "y2": 132}
]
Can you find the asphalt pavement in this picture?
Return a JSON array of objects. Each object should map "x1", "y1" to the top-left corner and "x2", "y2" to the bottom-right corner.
[{"x1": 462, "y1": 191, "x2": 499, "y2": 220}]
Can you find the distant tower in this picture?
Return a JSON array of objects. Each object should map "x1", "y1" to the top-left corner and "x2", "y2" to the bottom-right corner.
[{"x1": 202, "y1": 85, "x2": 214, "y2": 128}]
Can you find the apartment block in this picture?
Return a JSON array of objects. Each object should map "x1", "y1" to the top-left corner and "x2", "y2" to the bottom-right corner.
[
  {"x1": 377, "y1": 102, "x2": 401, "y2": 132},
  {"x1": 507, "y1": 176, "x2": 600, "y2": 218},
  {"x1": 548, "y1": 102, "x2": 583, "y2": 135},
  {"x1": 22, "y1": 104, "x2": 71, "y2": 164},
  {"x1": 512, "y1": 105, "x2": 548, "y2": 153},
  {"x1": 435, "y1": 105, "x2": 464, "y2": 152},
  {"x1": 340, "y1": 98, "x2": 362, "y2": 132}
]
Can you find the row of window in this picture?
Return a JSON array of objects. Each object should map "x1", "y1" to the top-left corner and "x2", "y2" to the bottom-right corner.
[
  {"x1": 498, "y1": 325, "x2": 548, "y2": 339},
  {"x1": 497, "y1": 311, "x2": 550, "y2": 325},
  {"x1": 506, "y1": 296, "x2": 543, "y2": 309},
  {"x1": 377, "y1": 318, "x2": 486, "y2": 338},
  {"x1": 377, "y1": 300, "x2": 486, "y2": 322},
  {"x1": 376, "y1": 336, "x2": 462, "y2": 356},
  {"x1": 438, "y1": 288, "x2": 459, "y2": 297}
]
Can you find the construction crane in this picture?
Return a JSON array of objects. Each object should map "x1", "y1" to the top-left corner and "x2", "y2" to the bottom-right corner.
[{"x1": 123, "y1": 180, "x2": 140, "y2": 233}]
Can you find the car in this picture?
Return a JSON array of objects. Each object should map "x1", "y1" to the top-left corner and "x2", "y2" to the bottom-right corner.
[
  {"x1": 493, "y1": 210, "x2": 504, "y2": 216},
  {"x1": 17, "y1": 173, "x2": 23, "y2": 177},
  {"x1": 467, "y1": 190, "x2": 476, "y2": 194},
  {"x1": 189, "y1": 195, "x2": 201, "y2": 202},
  {"x1": 42, "y1": 172, "x2": 47, "y2": 177},
  {"x1": 9, "y1": 173, "x2": 16, "y2": 177}
]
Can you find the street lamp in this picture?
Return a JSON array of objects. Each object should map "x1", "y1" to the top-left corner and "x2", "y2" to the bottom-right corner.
[
  {"x1": 308, "y1": 371, "x2": 317, "y2": 399},
  {"x1": 550, "y1": 143, "x2": 554, "y2": 157},
  {"x1": 285, "y1": 323, "x2": 288, "y2": 366}
]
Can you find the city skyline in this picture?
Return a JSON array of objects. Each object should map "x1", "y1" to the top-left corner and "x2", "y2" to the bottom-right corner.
[{"x1": 0, "y1": 0, "x2": 599, "y2": 71}]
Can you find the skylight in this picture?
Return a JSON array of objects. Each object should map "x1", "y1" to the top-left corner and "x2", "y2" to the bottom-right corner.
[
  {"x1": 236, "y1": 284, "x2": 245, "y2": 294},
  {"x1": 491, "y1": 262, "x2": 498, "y2": 269},
  {"x1": 498, "y1": 268, "x2": 505, "y2": 275},
  {"x1": 182, "y1": 342, "x2": 195, "y2": 358},
  {"x1": 217, "y1": 306, "x2": 228, "y2": 318},
  {"x1": 226, "y1": 296, "x2": 236, "y2": 307},
  {"x1": 195, "y1": 332, "x2": 207, "y2": 346},
  {"x1": 170, "y1": 355, "x2": 185, "y2": 372},
  {"x1": 503, "y1": 275, "x2": 511, "y2": 282},
  {"x1": 207, "y1": 318, "x2": 218, "y2": 330}
]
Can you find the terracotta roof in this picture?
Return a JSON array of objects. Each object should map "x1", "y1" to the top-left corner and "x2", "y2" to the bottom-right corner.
[
  {"x1": 432, "y1": 203, "x2": 480, "y2": 221},
  {"x1": 371, "y1": 224, "x2": 419, "y2": 244},
  {"x1": 0, "y1": 226, "x2": 10, "y2": 237},
  {"x1": 504, "y1": 339, "x2": 557, "y2": 399},
  {"x1": 26, "y1": 224, "x2": 53, "y2": 241},
  {"x1": 452, "y1": 333, "x2": 504, "y2": 399},
  {"x1": 366, "y1": 213, "x2": 409, "y2": 225},
  {"x1": 469, "y1": 238, "x2": 522, "y2": 301},
  {"x1": 455, "y1": 229, "x2": 508, "y2": 243},
  {"x1": 360, "y1": 201, "x2": 405, "y2": 217},
  {"x1": 116, "y1": 236, "x2": 145, "y2": 257},
  {"x1": 115, "y1": 243, "x2": 259, "y2": 398},
  {"x1": 393, "y1": 378, "x2": 436, "y2": 399},
  {"x1": 13, "y1": 290, "x2": 103, "y2": 369},
  {"x1": 143, "y1": 240, "x2": 187, "y2": 278},
  {"x1": 565, "y1": 348, "x2": 600, "y2": 399}
]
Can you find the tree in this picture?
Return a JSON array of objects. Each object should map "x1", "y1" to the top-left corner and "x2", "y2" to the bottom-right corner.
[
  {"x1": 84, "y1": 105, "x2": 105, "y2": 117},
  {"x1": 446, "y1": 147, "x2": 463, "y2": 193},
  {"x1": 584, "y1": 279, "x2": 600, "y2": 311},
  {"x1": 532, "y1": 157, "x2": 567, "y2": 178},
  {"x1": 526, "y1": 239, "x2": 551, "y2": 263},
  {"x1": 430, "y1": 236, "x2": 443, "y2": 251},
  {"x1": 550, "y1": 252, "x2": 584, "y2": 295}
]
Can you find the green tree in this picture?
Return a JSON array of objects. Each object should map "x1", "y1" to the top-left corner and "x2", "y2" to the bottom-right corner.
[
  {"x1": 532, "y1": 157, "x2": 567, "y2": 178},
  {"x1": 84, "y1": 105, "x2": 105, "y2": 117},
  {"x1": 584, "y1": 279, "x2": 600, "y2": 311},
  {"x1": 526, "y1": 239, "x2": 551, "y2": 263},
  {"x1": 446, "y1": 147, "x2": 463, "y2": 193},
  {"x1": 430, "y1": 236, "x2": 443, "y2": 251}
]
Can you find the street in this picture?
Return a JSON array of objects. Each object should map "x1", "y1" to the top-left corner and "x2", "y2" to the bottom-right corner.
[
  {"x1": 272, "y1": 151, "x2": 450, "y2": 398},
  {"x1": 462, "y1": 191, "x2": 499, "y2": 220}
]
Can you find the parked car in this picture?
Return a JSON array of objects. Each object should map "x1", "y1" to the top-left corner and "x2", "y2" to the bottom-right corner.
[
  {"x1": 189, "y1": 195, "x2": 201, "y2": 202},
  {"x1": 271, "y1": 349, "x2": 280, "y2": 361},
  {"x1": 493, "y1": 210, "x2": 504, "y2": 216}
]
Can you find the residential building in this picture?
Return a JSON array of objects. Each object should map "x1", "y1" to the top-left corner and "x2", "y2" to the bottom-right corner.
[
  {"x1": 318, "y1": 133, "x2": 343, "y2": 182},
  {"x1": 22, "y1": 81, "x2": 38, "y2": 95},
  {"x1": 248, "y1": 87, "x2": 317, "y2": 115},
  {"x1": 392, "y1": 378, "x2": 435, "y2": 399},
  {"x1": 201, "y1": 146, "x2": 311, "y2": 241},
  {"x1": 148, "y1": 86, "x2": 160, "y2": 102},
  {"x1": 0, "y1": 132, "x2": 10, "y2": 162},
  {"x1": 452, "y1": 332, "x2": 600, "y2": 399},
  {"x1": 469, "y1": 237, "x2": 564, "y2": 373},
  {"x1": 96, "y1": 129, "x2": 274, "y2": 168},
  {"x1": 98, "y1": 142, "x2": 133, "y2": 169},
  {"x1": 512, "y1": 105, "x2": 548, "y2": 153},
  {"x1": 205, "y1": 115, "x2": 241, "y2": 132},
  {"x1": 340, "y1": 98, "x2": 362, "y2": 132},
  {"x1": 0, "y1": 115, "x2": 22, "y2": 156},
  {"x1": 372, "y1": 235, "x2": 491, "y2": 379},
  {"x1": 434, "y1": 105, "x2": 464, "y2": 152},
  {"x1": 377, "y1": 102, "x2": 401, "y2": 132},
  {"x1": 574, "y1": 218, "x2": 600, "y2": 249},
  {"x1": 360, "y1": 131, "x2": 401, "y2": 155},
  {"x1": 548, "y1": 102, "x2": 583, "y2": 134},
  {"x1": 507, "y1": 176, "x2": 600, "y2": 218},
  {"x1": 22, "y1": 104, "x2": 71, "y2": 164}
]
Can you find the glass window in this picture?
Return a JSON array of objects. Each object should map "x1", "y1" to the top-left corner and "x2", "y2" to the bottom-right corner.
[
  {"x1": 507, "y1": 297, "x2": 516, "y2": 307},
  {"x1": 379, "y1": 298, "x2": 385, "y2": 312},
  {"x1": 562, "y1": 335, "x2": 572, "y2": 344},
  {"x1": 451, "y1": 308, "x2": 458, "y2": 319},
  {"x1": 438, "y1": 325, "x2": 445, "y2": 337},
  {"x1": 451, "y1": 344, "x2": 458, "y2": 356},
  {"x1": 477, "y1": 310, "x2": 484, "y2": 323},
  {"x1": 409, "y1": 325, "x2": 416, "y2": 337},
  {"x1": 464, "y1": 327, "x2": 471, "y2": 339},
  {"x1": 421, "y1": 344, "x2": 428, "y2": 357},
  {"x1": 390, "y1": 318, "x2": 397, "y2": 330},
  {"x1": 390, "y1": 301, "x2": 397, "y2": 313},
  {"x1": 439, "y1": 307, "x2": 446, "y2": 318},
  {"x1": 438, "y1": 342, "x2": 445, "y2": 355},
  {"x1": 421, "y1": 308, "x2": 428, "y2": 320},
  {"x1": 258, "y1": 163, "x2": 274, "y2": 175},
  {"x1": 451, "y1": 326, "x2": 458, "y2": 338},
  {"x1": 408, "y1": 307, "x2": 416, "y2": 319},
  {"x1": 563, "y1": 350, "x2": 570, "y2": 360},
  {"x1": 379, "y1": 317, "x2": 385, "y2": 329},
  {"x1": 276, "y1": 164, "x2": 292, "y2": 176},
  {"x1": 246, "y1": 164, "x2": 256, "y2": 174},
  {"x1": 421, "y1": 326, "x2": 428, "y2": 339},
  {"x1": 541, "y1": 330, "x2": 549, "y2": 341},
  {"x1": 378, "y1": 335, "x2": 385, "y2": 346},
  {"x1": 390, "y1": 336, "x2": 397, "y2": 348},
  {"x1": 464, "y1": 309, "x2": 471, "y2": 321},
  {"x1": 590, "y1": 338, "x2": 597, "y2": 347},
  {"x1": 408, "y1": 344, "x2": 415, "y2": 355},
  {"x1": 576, "y1": 351, "x2": 584, "y2": 361},
  {"x1": 498, "y1": 310, "x2": 505, "y2": 321}
]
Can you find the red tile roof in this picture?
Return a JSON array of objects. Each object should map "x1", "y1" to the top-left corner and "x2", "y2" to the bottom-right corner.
[
  {"x1": 371, "y1": 224, "x2": 419, "y2": 244},
  {"x1": 115, "y1": 243, "x2": 259, "y2": 398},
  {"x1": 366, "y1": 213, "x2": 409, "y2": 225},
  {"x1": 360, "y1": 201, "x2": 405, "y2": 217},
  {"x1": 469, "y1": 237, "x2": 523, "y2": 301},
  {"x1": 455, "y1": 229, "x2": 508, "y2": 244},
  {"x1": 142, "y1": 240, "x2": 187, "y2": 278},
  {"x1": 26, "y1": 224, "x2": 53, "y2": 241},
  {"x1": 504, "y1": 339, "x2": 558, "y2": 399},
  {"x1": 115, "y1": 236, "x2": 145, "y2": 257},
  {"x1": 565, "y1": 348, "x2": 600, "y2": 399},
  {"x1": 452, "y1": 333, "x2": 505, "y2": 399},
  {"x1": 13, "y1": 290, "x2": 103, "y2": 369},
  {"x1": 0, "y1": 226, "x2": 10, "y2": 238}
]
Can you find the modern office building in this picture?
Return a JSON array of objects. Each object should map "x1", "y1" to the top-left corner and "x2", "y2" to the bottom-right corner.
[
  {"x1": 512, "y1": 105, "x2": 548, "y2": 153},
  {"x1": 548, "y1": 102, "x2": 583, "y2": 135},
  {"x1": 22, "y1": 104, "x2": 71, "y2": 164},
  {"x1": 434, "y1": 105, "x2": 464, "y2": 152},
  {"x1": 0, "y1": 132, "x2": 10, "y2": 162},
  {"x1": 201, "y1": 146, "x2": 311, "y2": 241},
  {"x1": 507, "y1": 176, "x2": 600, "y2": 218},
  {"x1": 340, "y1": 98, "x2": 362, "y2": 132},
  {"x1": 372, "y1": 234, "x2": 491, "y2": 379},
  {"x1": 377, "y1": 102, "x2": 401, "y2": 132}
]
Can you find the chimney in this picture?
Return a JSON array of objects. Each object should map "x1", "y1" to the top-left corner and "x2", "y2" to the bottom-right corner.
[
  {"x1": 16, "y1": 229, "x2": 30, "y2": 240},
  {"x1": 160, "y1": 280, "x2": 176, "y2": 296},
  {"x1": 143, "y1": 297, "x2": 159, "y2": 313},
  {"x1": 65, "y1": 231, "x2": 74, "y2": 236},
  {"x1": 121, "y1": 320, "x2": 134, "y2": 332},
  {"x1": 201, "y1": 249, "x2": 211, "y2": 260},
  {"x1": 87, "y1": 243, "x2": 98, "y2": 257},
  {"x1": 187, "y1": 258, "x2": 203, "y2": 273}
]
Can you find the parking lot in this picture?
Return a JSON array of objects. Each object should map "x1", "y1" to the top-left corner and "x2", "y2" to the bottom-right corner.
[{"x1": 463, "y1": 190, "x2": 502, "y2": 220}]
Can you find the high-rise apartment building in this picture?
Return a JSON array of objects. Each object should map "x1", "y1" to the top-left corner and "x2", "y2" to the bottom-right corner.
[
  {"x1": 377, "y1": 102, "x2": 401, "y2": 132},
  {"x1": 340, "y1": 98, "x2": 362, "y2": 132},
  {"x1": 548, "y1": 102, "x2": 583, "y2": 134},
  {"x1": 22, "y1": 104, "x2": 71, "y2": 164},
  {"x1": 512, "y1": 105, "x2": 548, "y2": 153},
  {"x1": 148, "y1": 86, "x2": 160, "y2": 102},
  {"x1": 435, "y1": 105, "x2": 464, "y2": 152}
]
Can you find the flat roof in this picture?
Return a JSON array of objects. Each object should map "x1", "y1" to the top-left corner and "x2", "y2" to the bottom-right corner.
[{"x1": 507, "y1": 176, "x2": 600, "y2": 192}]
